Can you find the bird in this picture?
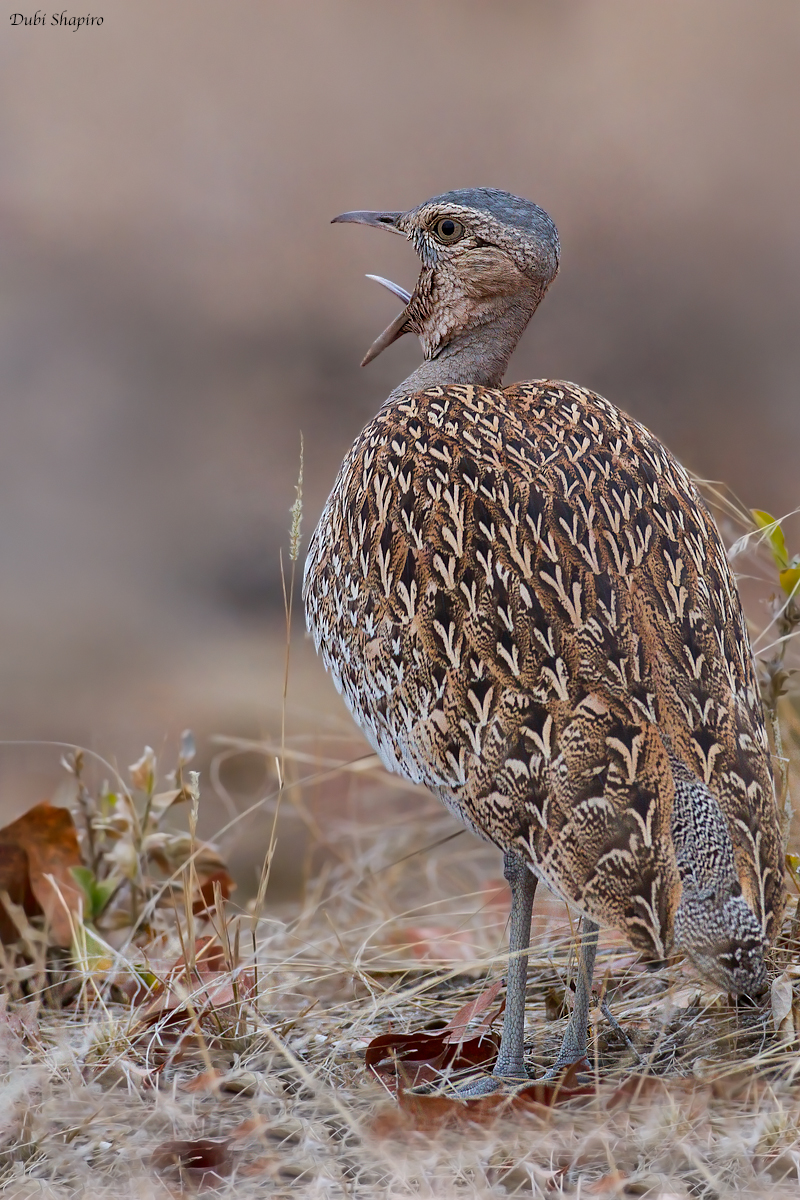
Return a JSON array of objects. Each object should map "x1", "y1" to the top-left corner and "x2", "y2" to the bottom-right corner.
[{"x1": 303, "y1": 188, "x2": 785, "y2": 1091}]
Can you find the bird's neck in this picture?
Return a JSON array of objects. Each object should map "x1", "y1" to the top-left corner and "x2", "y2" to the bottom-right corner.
[{"x1": 389, "y1": 292, "x2": 541, "y2": 398}]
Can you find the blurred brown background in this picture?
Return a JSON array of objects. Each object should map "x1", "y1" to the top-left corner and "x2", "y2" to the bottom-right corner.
[{"x1": 0, "y1": 1, "x2": 798, "y2": 885}]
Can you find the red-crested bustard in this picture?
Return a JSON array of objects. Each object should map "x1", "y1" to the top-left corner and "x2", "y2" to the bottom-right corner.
[{"x1": 303, "y1": 189, "x2": 785, "y2": 1091}]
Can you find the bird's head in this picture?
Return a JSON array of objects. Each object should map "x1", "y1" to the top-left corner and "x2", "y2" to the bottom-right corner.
[
  {"x1": 673, "y1": 880, "x2": 770, "y2": 998},
  {"x1": 333, "y1": 188, "x2": 560, "y2": 378}
]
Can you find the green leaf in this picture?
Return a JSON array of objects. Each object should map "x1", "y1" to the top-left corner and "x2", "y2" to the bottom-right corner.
[
  {"x1": 779, "y1": 565, "x2": 800, "y2": 599},
  {"x1": 69, "y1": 866, "x2": 120, "y2": 922},
  {"x1": 752, "y1": 510, "x2": 790, "y2": 570},
  {"x1": 133, "y1": 967, "x2": 158, "y2": 992},
  {"x1": 90, "y1": 875, "x2": 121, "y2": 918},
  {"x1": 70, "y1": 865, "x2": 96, "y2": 904},
  {"x1": 71, "y1": 924, "x2": 115, "y2": 975}
]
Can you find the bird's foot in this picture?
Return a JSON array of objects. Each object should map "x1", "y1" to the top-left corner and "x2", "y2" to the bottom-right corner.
[
  {"x1": 408, "y1": 1063, "x2": 533, "y2": 1099},
  {"x1": 452, "y1": 1068, "x2": 533, "y2": 1098},
  {"x1": 540, "y1": 1051, "x2": 591, "y2": 1083}
]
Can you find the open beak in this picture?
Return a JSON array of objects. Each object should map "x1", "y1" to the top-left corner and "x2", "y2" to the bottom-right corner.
[{"x1": 332, "y1": 209, "x2": 414, "y2": 366}]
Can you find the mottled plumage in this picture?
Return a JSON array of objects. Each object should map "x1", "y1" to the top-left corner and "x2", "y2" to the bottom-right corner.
[{"x1": 304, "y1": 189, "x2": 784, "y2": 1083}]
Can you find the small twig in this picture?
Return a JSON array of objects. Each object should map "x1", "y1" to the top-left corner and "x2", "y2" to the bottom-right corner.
[{"x1": 598, "y1": 996, "x2": 643, "y2": 1065}]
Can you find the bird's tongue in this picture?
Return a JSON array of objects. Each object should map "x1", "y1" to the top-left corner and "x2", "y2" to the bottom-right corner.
[
  {"x1": 365, "y1": 275, "x2": 411, "y2": 305},
  {"x1": 360, "y1": 274, "x2": 413, "y2": 367}
]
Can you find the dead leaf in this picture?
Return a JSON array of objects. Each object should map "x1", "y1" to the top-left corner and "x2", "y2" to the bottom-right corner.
[
  {"x1": 586, "y1": 1171, "x2": 629, "y2": 1195},
  {"x1": 756, "y1": 1151, "x2": 800, "y2": 1183},
  {"x1": 238, "y1": 1155, "x2": 277, "y2": 1179},
  {"x1": 129, "y1": 746, "x2": 156, "y2": 793},
  {"x1": 137, "y1": 957, "x2": 256, "y2": 1031},
  {"x1": 365, "y1": 1027, "x2": 499, "y2": 1091},
  {"x1": 387, "y1": 924, "x2": 481, "y2": 962},
  {"x1": 182, "y1": 1069, "x2": 222, "y2": 1093},
  {"x1": 441, "y1": 979, "x2": 504, "y2": 1041},
  {"x1": 0, "y1": 803, "x2": 84, "y2": 947},
  {"x1": 151, "y1": 1137, "x2": 232, "y2": 1186},
  {"x1": 174, "y1": 935, "x2": 227, "y2": 973},
  {"x1": 192, "y1": 868, "x2": 234, "y2": 916},
  {"x1": 545, "y1": 986, "x2": 569, "y2": 1021},
  {"x1": 0, "y1": 995, "x2": 39, "y2": 1066},
  {"x1": 709, "y1": 1068, "x2": 762, "y2": 1103},
  {"x1": 148, "y1": 788, "x2": 186, "y2": 819},
  {"x1": 7, "y1": 999, "x2": 39, "y2": 1041},
  {"x1": 221, "y1": 1071, "x2": 258, "y2": 1096},
  {"x1": 608, "y1": 1075, "x2": 671, "y2": 1109},
  {"x1": 0, "y1": 845, "x2": 37, "y2": 942},
  {"x1": 771, "y1": 971, "x2": 794, "y2": 1043},
  {"x1": 90, "y1": 1055, "x2": 154, "y2": 1091},
  {"x1": 369, "y1": 1061, "x2": 594, "y2": 1132},
  {"x1": 364, "y1": 979, "x2": 507, "y2": 1091}
]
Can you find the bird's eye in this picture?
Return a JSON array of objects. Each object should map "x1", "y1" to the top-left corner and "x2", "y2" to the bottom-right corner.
[{"x1": 432, "y1": 217, "x2": 465, "y2": 244}]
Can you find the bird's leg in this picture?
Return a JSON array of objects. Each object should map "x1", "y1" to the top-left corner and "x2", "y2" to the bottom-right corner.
[
  {"x1": 545, "y1": 916, "x2": 599, "y2": 1077},
  {"x1": 453, "y1": 850, "x2": 536, "y2": 1096},
  {"x1": 492, "y1": 850, "x2": 537, "y2": 1079}
]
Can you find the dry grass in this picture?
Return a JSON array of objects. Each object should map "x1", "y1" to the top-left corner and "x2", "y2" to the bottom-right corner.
[{"x1": 1, "y1": 502, "x2": 799, "y2": 1199}]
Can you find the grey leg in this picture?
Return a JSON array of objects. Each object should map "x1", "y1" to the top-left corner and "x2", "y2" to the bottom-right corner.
[
  {"x1": 492, "y1": 850, "x2": 537, "y2": 1079},
  {"x1": 454, "y1": 850, "x2": 536, "y2": 1095},
  {"x1": 545, "y1": 916, "x2": 599, "y2": 1076}
]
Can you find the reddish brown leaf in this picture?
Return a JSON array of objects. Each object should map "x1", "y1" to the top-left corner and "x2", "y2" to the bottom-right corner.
[
  {"x1": 229, "y1": 1115, "x2": 270, "y2": 1141},
  {"x1": 406, "y1": 1066, "x2": 592, "y2": 1128},
  {"x1": 0, "y1": 803, "x2": 83, "y2": 947},
  {"x1": 710, "y1": 1068, "x2": 762, "y2": 1103},
  {"x1": 374, "y1": 1072, "x2": 591, "y2": 1132},
  {"x1": 183, "y1": 1069, "x2": 223, "y2": 1093},
  {"x1": 441, "y1": 979, "x2": 504, "y2": 1041},
  {"x1": 0, "y1": 844, "x2": 37, "y2": 942},
  {"x1": 586, "y1": 1171, "x2": 631, "y2": 1194},
  {"x1": 116, "y1": 970, "x2": 158, "y2": 1006},
  {"x1": 119, "y1": 937, "x2": 229, "y2": 1006},
  {"x1": 238, "y1": 1155, "x2": 277, "y2": 1179},
  {"x1": 0, "y1": 995, "x2": 40, "y2": 1066},
  {"x1": 364, "y1": 981, "x2": 507, "y2": 1090},
  {"x1": 365, "y1": 1027, "x2": 499, "y2": 1090},
  {"x1": 387, "y1": 924, "x2": 481, "y2": 962},
  {"x1": 151, "y1": 1137, "x2": 232, "y2": 1186},
  {"x1": 0, "y1": 997, "x2": 39, "y2": 1042},
  {"x1": 607, "y1": 1074, "x2": 671, "y2": 1109},
  {"x1": 192, "y1": 869, "x2": 235, "y2": 916},
  {"x1": 138, "y1": 965, "x2": 256, "y2": 1030},
  {"x1": 173, "y1": 936, "x2": 227, "y2": 973},
  {"x1": 369, "y1": 1058, "x2": 593, "y2": 1133}
]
